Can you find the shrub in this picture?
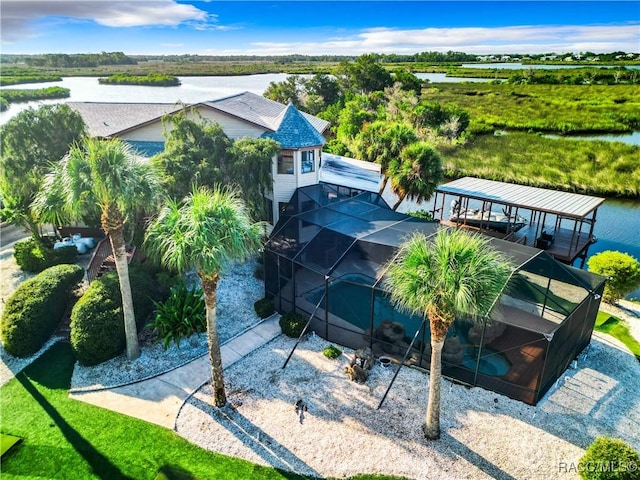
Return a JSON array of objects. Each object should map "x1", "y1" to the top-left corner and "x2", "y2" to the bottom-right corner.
[
  {"x1": 579, "y1": 436, "x2": 640, "y2": 480},
  {"x1": 322, "y1": 345, "x2": 342, "y2": 359},
  {"x1": 587, "y1": 251, "x2": 640, "y2": 303},
  {"x1": 254, "y1": 297, "x2": 275, "y2": 319},
  {"x1": 253, "y1": 263, "x2": 264, "y2": 280},
  {"x1": 0, "y1": 264, "x2": 84, "y2": 357},
  {"x1": 13, "y1": 237, "x2": 77, "y2": 273},
  {"x1": 279, "y1": 311, "x2": 307, "y2": 338},
  {"x1": 70, "y1": 267, "x2": 160, "y2": 365},
  {"x1": 150, "y1": 282, "x2": 206, "y2": 349}
]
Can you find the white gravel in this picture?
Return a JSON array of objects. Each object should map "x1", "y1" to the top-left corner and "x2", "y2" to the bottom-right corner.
[
  {"x1": 175, "y1": 332, "x2": 640, "y2": 480},
  {"x1": 70, "y1": 259, "x2": 265, "y2": 391},
  {"x1": 2, "y1": 242, "x2": 640, "y2": 479}
]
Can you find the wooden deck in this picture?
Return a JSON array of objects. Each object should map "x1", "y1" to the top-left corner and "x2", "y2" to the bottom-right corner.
[{"x1": 511, "y1": 223, "x2": 595, "y2": 264}]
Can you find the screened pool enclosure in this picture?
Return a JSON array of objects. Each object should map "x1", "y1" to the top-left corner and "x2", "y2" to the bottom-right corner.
[{"x1": 264, "y1": 185, "x2": 606, "y2": 405}]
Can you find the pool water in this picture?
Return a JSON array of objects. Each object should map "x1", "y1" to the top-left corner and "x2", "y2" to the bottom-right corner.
[
  {"x1": 306, "y1": 277, "x2": 512, "y2": 377},
  {"x1": 463, "y1": 351, "x2": 512, "y2": 376}
]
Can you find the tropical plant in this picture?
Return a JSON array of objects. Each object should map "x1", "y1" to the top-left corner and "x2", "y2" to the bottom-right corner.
[
  {"x1": 0, "y1": 103, "x2": 85, "y2": 238},
  {"x1": 387, "y1": 142, "x2": 443, "y2": 211},
  {"x1": 227, "y1": 137, "x2": 280, "y2": 220},
  {"x1": 385, "y1": 228, "x2": 512, "y2": 439},
  {"x1": 144, "y1": 185, "x2": 263, "y2": 407},
  {"x1": 151, "y1": 281, "x2": 206, "y2": 349},
  {"x1": 153, "y1": 108, "x2": 233, "y2": 201},
  {"x1": 588, "y1": 251, "x2": 640, "y2": 303},
  {"x1": 37, "y1": 138, "x2": 159, "y2": 360},
  {"x1": 352, "y1": 121, "x2": 418, "y2": 195}
]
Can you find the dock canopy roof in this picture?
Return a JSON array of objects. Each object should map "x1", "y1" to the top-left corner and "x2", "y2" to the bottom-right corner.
[{"x1": 437, "y1": 177, "x2": 605, "y2": 219}]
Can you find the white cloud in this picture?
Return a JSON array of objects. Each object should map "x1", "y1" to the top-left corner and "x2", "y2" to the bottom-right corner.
[
  {"x1": 1, "y1": 0, "x2": 211, "y2": 43},
  {"x1": 225, "y1": 24, "x2": 639, "y2": 56}
]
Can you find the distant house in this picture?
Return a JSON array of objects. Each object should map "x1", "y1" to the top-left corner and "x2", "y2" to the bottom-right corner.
[{"x1": 69, "y1": 92, "x2": 329, "y2": 224}]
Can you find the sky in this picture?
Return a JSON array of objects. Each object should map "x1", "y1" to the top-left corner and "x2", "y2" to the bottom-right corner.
[{"x1": 1, "y1": 1, "x2": 639, "y2": 56}]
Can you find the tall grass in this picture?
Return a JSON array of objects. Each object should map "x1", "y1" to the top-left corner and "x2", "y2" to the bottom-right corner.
[
  {"x1": 423, "y1": 83, "x2": 640, "y2": 134},
  {"x1": 437, "y1": 132, "x2": 640, "y2": 197}
]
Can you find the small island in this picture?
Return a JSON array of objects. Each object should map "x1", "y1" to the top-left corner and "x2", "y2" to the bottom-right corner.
[
  {"x1": 0, "y1": 86, "x2": 70, "y2": 106},
  {"x1": 97, "y1": 73, "x2": 181, "y2": 87}
]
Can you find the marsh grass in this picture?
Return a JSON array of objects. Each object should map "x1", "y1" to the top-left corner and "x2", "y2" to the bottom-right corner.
[
  {"x1": 437, "y1": 132, "x2": 640, "y2": 197},
  {"x1": 423, "y1": 83, "x2": 640, "y2": 134}
]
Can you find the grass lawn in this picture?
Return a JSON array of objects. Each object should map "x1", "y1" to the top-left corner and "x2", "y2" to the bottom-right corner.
[
  {"x1": 0, "y1": 342, "x2": 406, "y2": 480},
  {"x1": 595, "y1": 311, "x2": 640, "y2": 361}
]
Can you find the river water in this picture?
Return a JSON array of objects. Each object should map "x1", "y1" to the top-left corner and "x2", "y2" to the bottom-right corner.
[{"x1": 2, "y1": 74, "x2": 639, "y2": 298}]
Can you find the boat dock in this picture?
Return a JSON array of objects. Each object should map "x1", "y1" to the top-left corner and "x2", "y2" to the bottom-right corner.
[{"x1": 432, "y1": 177, "x2": 605, "y2": 267}]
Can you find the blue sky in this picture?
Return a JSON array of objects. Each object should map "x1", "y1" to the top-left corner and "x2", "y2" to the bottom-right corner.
[{"x1": 2, "y1": 1, "x2": 639, "y2": 55}]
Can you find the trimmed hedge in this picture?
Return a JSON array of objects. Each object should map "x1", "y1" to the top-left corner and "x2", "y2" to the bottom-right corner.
[
  {"x1": 279, "y1": 311, "x2": 307, "y2": 338},
  {"x1": 70, "y1": 267, "x2": 161, "y2": 365},
  {"x1": 579, "y1": 436, "x2": 640, "y2": 480},
  {"x1": 0, "y1": 264, "x2": 84, "y2": 357},
  {"x1": 254, "y1": 297, "x2": 275, "y2": 319},
  {"x1": 14, "y1": 237, "x2": 77, "y2": 273}
]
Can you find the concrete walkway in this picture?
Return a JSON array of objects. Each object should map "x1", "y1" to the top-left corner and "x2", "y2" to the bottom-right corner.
[{"x1": 70, "y1": 315, "x2": 282, "y2": 429}]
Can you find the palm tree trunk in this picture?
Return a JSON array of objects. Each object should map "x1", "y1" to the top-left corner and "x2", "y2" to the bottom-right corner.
[
  {"x1": 378, "y1": 176, "x2": 389, "y2": 195},
  {"x1": 200, "y1": 272, "x2": 227, "y2": 408},
  {"x1": 392, "y1": 193, "x2": 406, "y2": 211},
  {"x1": 424, "y1": 336, "x2": 444, "y2": 440},
  {"x1": 109, "y1": 227, "x2": 140, "y2": 360}
]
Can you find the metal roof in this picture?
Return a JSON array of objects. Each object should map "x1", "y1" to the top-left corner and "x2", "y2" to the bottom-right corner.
[{"x1": 437, "y1": 177, "x2": 605, "y2": 218}]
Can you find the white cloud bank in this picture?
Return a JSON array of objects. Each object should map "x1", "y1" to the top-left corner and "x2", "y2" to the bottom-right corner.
[
  {"x1": 1, "y1": 0, "x2": 211, "y2": 43},
  {"x1": 243, "y1": 24, "x2": 640, "y2": 55}
]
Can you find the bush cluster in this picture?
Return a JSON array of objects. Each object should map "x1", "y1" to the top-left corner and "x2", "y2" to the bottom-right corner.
[
  {"x1": 70, "y1": 266, "x2": 160, "y2": 365},
  {"x1": 0, "y1": 264, "x2": 84, "y2": 357},
  {"x1": 279, "y1": 311, "x2": 307, "y2": 338},
  {"x1": 253, "y1": 297, "x2": 275, "y2": 319},
  {"x1": 150, "y1": 282, "x2": 206, "y2": 349},
  {"x1": 587, "y1": 251, "x2": 640, "y2": 304},
  {"x1": 14, "y1": 237, "x2": 77, "y2": 273},
  {"x1": 579, "y1": 436, "x2": 640, "y2": 480}
]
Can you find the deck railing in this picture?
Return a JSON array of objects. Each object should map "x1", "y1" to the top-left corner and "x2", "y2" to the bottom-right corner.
[
  {"x1": 86, "y1": 237, "x2": 112, "y2": 283},
  {"x1": 86, "y1": 237, "x2": 139, "y2": 283}
]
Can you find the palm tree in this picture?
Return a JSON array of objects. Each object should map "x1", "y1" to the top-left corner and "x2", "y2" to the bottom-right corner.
[
  {"x1": 144, "y1": 185, "x2": 263, "y2": 407},
  {"x1": 353, "y1": 121, "x2": 417, "y2": 195},
  {"x1": 385, "y1": 228, "x2": 512, "y2": 439},
  {"x1": 36, "y1": 138, "x2": 159, "y2": 360},
  {"x1": 387, "y1": 142, "x2": 443, "y2": 211}
]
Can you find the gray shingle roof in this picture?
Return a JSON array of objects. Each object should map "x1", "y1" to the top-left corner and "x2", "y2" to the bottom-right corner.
[
  {"x1": 68, "y1": 92, "x2": 330, "y2": 143},
  {"x1": 262, "y1": 103, "x2": 326, "y2": 148},
  {"x1": 202, "y1": 92, "x2": 330, "y2": 134},
  {"x1": 67, "y1": 102, "x2": 183, "y2": 138}
]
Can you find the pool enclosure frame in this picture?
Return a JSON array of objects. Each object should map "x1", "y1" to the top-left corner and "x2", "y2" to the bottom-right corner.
[{"x1": 265, "y1": 185, "x2": 606, "y2": 405}]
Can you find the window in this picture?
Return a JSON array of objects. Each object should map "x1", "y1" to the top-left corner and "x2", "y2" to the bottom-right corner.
[
  {"x1": 277, "y1": 151, "x2": 294, "y2": 174},
  {"x1": 301, "y1": 150, "x2": 315, "y2": 174}
]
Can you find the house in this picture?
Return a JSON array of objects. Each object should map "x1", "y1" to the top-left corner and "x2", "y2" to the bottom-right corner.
[{"x1": 68, "y1": 92, "x2": 329, "y2": 224}]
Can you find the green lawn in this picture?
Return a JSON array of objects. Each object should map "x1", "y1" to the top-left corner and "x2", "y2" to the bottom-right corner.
[
  {"x1": 0, "y1": 342, "x2": 407, "y2": 480},
  {"x1": 595, "y1": 311, "x2": 640, "y2": 361}
]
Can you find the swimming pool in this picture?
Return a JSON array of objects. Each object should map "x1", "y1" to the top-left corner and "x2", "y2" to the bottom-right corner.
[{"x1": 305, "y1": 275, "x2": 512, "y2": 377}]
